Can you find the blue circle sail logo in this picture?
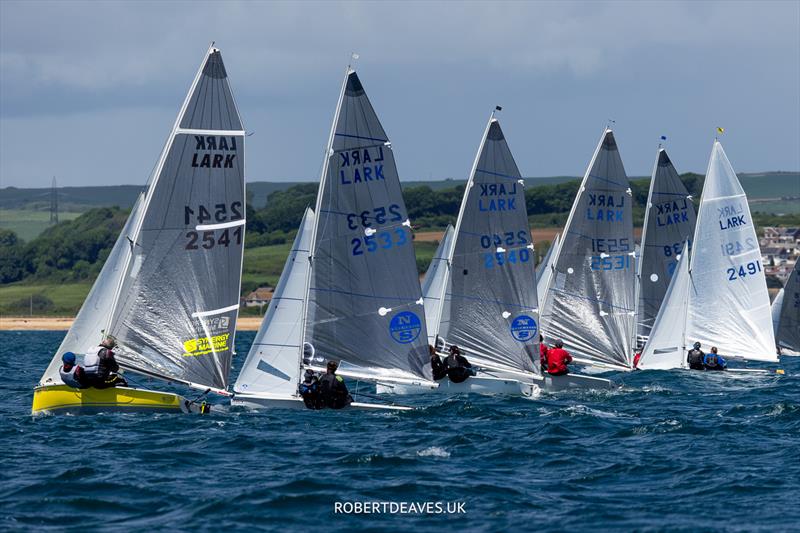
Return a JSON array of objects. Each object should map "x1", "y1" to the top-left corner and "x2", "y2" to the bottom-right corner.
[
  {"x1": 510, "y1": 315, "x2": 537, "y2": 342},
  {"x1": 389, "y1": 311, "x2": 421, "y2": 344}
]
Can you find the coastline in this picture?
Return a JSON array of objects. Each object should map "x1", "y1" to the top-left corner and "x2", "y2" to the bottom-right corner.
[{"x1": 0, "y1": 316, "x2": 264, "y2": 331}]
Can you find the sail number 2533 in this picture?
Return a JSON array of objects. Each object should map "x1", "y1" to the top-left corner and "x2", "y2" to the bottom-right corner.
[{"x1": 727, "y1": 260, "x2": 761, "y2": 281}]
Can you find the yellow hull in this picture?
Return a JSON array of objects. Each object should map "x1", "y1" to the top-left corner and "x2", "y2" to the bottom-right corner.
[{"x1": 32, "y1": 385, "x2": 193, "y2": 415}]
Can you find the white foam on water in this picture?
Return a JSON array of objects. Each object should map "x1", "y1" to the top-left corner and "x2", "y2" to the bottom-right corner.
[{"x1": 417, "y1": 446, "x2": 450, "y2": 458}]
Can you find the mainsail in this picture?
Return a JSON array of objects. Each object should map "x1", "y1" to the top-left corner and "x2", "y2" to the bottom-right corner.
[
  {"x1": 234, "y1": 209, "x2": 314, "y2": 396},
  {"x1": 774, "y1": 260, "x2": 800, "y2": 355},
  {"x1": 540, "y1": 129, "x2": 636, "y2": 369},
  {"x1": 432, "y1": 116, "x2": 539, "y2": 374},
  {"x1": 303, "y1": 69, "x2": 430, "y2": 380},
  {"x1": 639, "y1": 141, "x2": 777, "y2": 368},
  {"x1": 536, "y1": 233, "x2": 560, "y2": 312},
  {"x1": 422, "y1": 225, "x2": 454, "y2": 345},
  {"x1": 636, "y1": 149, "x2": 697, "y2": 340}
]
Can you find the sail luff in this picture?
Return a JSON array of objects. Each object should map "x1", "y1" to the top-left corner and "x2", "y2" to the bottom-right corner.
[
  {"x1": 432, "y1": 112, "x2": 494, "y2": 342},
  {"x1": 422, "y1": 225, "x2": 454, "y2": 345},
  {"x1": 633, "y1": 148, "x2": 660, "y2": 348}
]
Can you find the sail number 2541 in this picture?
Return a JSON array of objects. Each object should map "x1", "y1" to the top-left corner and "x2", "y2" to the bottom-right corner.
[{"x1": 727, "y1": 260, "x2": 762, "y2": 281}]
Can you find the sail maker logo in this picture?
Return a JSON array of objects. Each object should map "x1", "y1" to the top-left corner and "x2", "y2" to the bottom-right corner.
[
  {"x1": 191, "y1": 135, "x2": 238, "y2": 168},
  {"x1": 183, "y1": 333, "x2": 230, "y2": 356},
  {"x1": 389, "y1": 312, "x2": 421, "y2": 344}
]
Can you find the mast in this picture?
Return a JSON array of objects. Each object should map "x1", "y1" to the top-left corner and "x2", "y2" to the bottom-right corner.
[
  {"x1": 298, "y1": 66, "x2": 351, "y2": 377},
  {"x1": 432, "y1": 110, "x2": 496, "y2": 343}
]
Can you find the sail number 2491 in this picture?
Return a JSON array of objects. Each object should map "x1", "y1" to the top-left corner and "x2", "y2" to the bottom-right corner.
[{"x1": 727, "y1": 260, "x2": 762, "y2": 281}]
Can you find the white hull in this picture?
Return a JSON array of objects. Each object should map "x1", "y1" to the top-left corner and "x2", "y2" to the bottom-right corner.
[
  {"x1": 376, "y1": 371, "x2": 615, "y2": 396},
  {"x1": 230, "y1": 394, "x2": 413, "y2": 411},
  {"x1": 779, "y1": 348, "x2": 800, "y2": 357}
]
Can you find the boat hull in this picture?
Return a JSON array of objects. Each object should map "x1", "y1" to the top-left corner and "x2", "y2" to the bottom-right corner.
[
  {"x1": 230, "y1": 394, "x2": 413, "y2": 411},
  {"x1": 376, "y1": 371, "x2": 615, "y2": 396},
  {"x1": 31, "y1": 385, "x2": 204, "y2": 415}
]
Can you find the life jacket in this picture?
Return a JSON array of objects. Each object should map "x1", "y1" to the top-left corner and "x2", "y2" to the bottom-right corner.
[
  {"x1": 687, "y1": 349, "x2": 705, "y2": 369},
  {"x1": 431, "y1": 354, "x2": 447, "y2": 381},
  {"x1": 547, "y1": 348, "x2": 572, "y2": 375},
  {"x1": 59, "y1": 364, "x2": 84, "y2": 388},
  {"x1": 319, "y1": 373, "x2": 350, "y2": 409},
  {"x1": 299, "y1": 379, "x2": 322, "y2": 409},
  {"x1": 445, "y1": 353, "x2": 472, "y2": 383},
  {"x1": 83, "y1": 347, "x2": 102, "y2": 376}
]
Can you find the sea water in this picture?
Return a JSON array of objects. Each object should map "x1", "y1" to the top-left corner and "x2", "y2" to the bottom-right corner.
[{"x1": 2, "y1": 331, "x2": 799, "y2": 531}]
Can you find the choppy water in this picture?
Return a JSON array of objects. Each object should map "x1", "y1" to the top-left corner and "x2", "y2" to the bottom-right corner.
[{"x1": 2, "y1": 331, "x2": 799, "y2": 531}]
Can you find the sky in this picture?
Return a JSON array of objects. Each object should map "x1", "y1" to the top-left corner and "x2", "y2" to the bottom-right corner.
[{"x1": 1, "y1": 0, "x2": 798, "y2": 188}]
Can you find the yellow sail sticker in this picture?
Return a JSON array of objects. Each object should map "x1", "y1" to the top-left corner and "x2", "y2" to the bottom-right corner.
[{"x1": 183, "y1": 333, "x2": 230, "y2": 357}]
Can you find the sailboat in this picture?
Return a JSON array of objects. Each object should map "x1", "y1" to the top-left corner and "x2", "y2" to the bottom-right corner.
[
  {"x1": 540, "y1": 129, "x2": 636, "y2": 371},
  {"x1": 772, "y1": 261, "x2": 800, "y2": 356},
  {"x1": 231, "y1": 67, "x2": 435, "y2": 409},
  {"x1": 536, "y1": 233, "x2": 560, "y2": 312},
  {"x1": 635, "y1": 148, "x2": 697, "y2": 347},
  {"x1": 638, "y1": 141, "x2": 778, "y2": 369},
  {"x1": 381, "y1": 113, "x2": 613, "y2": 396},
  {"x1": 32, "y1": 45, "x2": 246, "y2": 414}
]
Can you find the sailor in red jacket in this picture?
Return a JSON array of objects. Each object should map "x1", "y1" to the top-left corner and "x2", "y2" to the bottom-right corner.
[
  {"x1": 546, "y1": 339, "x2": 573, "y2": 376},
  {"x1": 539, "y1": 334, "x2": 548, "y2": 372}
]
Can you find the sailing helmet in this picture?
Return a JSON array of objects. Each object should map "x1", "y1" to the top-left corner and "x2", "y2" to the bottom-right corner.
[
  {"x1": 101, "y1": 336, "x2": 117, "y2": 349},
  {"x1": 693, "y1": 342, "x2": 701, "y2": 350},
  {"x1": 327, "y1": 360, "x2": 339, "y2": 372},
  {"x1": 61, "y1": 352, "x2": 76, "y2": 364},
  {"x1": 554, "y1": 339, "x2": 564, "y2": 348}
]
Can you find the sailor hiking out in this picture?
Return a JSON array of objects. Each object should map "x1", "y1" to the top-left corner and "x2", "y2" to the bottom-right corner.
[
  {"x1": 83, "y1": 337, "x2": 128, "y2": 389},
  {"x1": 546, "y1": 339, "x2": 573, "y2": 376},
  {"x1": 59, "y1": 352, "x2": 88, "y2": 389},
  {"x1": 318, "y1": 361, "x2": 352, "y2": 409},
  {"x1": 687, "y1": 342, "x2": 706, "y2": 370}
]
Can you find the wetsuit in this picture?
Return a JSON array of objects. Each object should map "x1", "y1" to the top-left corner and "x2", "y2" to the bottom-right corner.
[
  {"x1": 703, "y1": 353, "x2": 727, "y2": 371},
  {"x1": 319, "y1": 373, "x2": 352, "y2": 409},
  {"x1": 547, "y1": 348, "x2": 573, "y2": 376},
  {"x1": 445, "y1": 353, "x2": 475, "y2": 383},
  {"x1": 687, "y1": 348, "x2": 705, "y2": 371},
  {"x1": 431, "y1": 353, "x2": 447, "y2": 381}
]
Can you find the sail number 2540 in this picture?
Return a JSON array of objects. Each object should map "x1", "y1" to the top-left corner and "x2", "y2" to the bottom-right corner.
[{"x1": 727, "y1": 260, "x2": 762, "y2": 281}]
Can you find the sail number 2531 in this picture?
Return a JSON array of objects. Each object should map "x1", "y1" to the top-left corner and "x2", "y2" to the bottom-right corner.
[{"x1": 727, "y1": 260, "x2": 762, "y2": 281}]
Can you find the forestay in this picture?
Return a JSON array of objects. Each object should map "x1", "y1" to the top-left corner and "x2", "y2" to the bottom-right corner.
[
  {"x1": 108, "y1": 46, "x2": 246, "y2": 390},
  {"x1": 536, "y1": 233, "x2": 560, "y2": 312},
  {"x1": 234, "y1": 209, "x2": 315, "y2": 397},
  {"x1": 774, "y1": 257, "x2": 800, "y2": 354},
  {"x1": 637, "y1": 149, "x2": 696, "y2": 340},
  {"x1": 540, "y1": 129, "x2": 635, "y2": 369},
  {"x1": 40, "y1": 194, "x2": 145, "y2": 385},
  {"x1": 422, "y1": 225, "x2": 454, "y2": 345},
  {"x1": 304, "y1": 70, "x2": 430, "y2": 380},
  {"x1": 434, "y1": 117, "x2": 539, "y2": 374}
]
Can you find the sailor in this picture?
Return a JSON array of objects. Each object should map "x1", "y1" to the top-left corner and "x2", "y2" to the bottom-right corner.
[
  {"x1": 430, "y1": 344, "x2": 447, "y2": 381},
  {"x1": 539, "y1": 334, "x2": 549, "y2": 372},
  {"x1": 298, "y1": 369, "x2": 323, "y2": 409},
  {"x1": 546, "y1": 339, "x2": 573, "y2": 376},
  {"x1": 703, "y1": 346, "x2": 727, "y2": 371},
  {"x1": 444, "y1": 345, "x2": 476, "y2": 384},
  {"x1": 633, "y1": 351, "x2": 642, "y2": 369},
  {"x1": 59, "y1": 352, "x2": 88, "y2": 389},
  {"x1": 319, "y1": 360, "x2": 352, "y2": 409},
  {"x1": 687, "y1": 342, "x2": 706, "y2": 371},
  {"x1": 83, "y1": 337, "x2": 128, "y2": 389}
]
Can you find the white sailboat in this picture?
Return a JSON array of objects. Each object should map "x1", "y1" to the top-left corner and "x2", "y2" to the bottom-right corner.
[
  {"x1": 232, "y1": 67, "x2": 435, "y2": 410},
  {"x1": 638, "y1": 140, "x2": 778, "y2": 369},
  {"x1": 540, "y1": 129, "x2": 637, "y2": 371},
  {"x1": 634, "y1": 148, "x2": 697, "y2": 349},
  {"x1": 421, "y1": 225, "x2": 454, "y2": 346},
  {"x1": 773, "y1": 261, "x2": 800, "y2": 356},
  {"x1": 33, "y1": 45, "x2": 246, "y2": 414},
  {"x1": 381, "y1": 113, "x2": 613, "y2": 396}
]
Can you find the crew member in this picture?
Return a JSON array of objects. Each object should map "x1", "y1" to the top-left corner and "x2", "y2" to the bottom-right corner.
[
  {"x1": 633, "y1": 351, "x2": 642, "y2": 369},
  {"x1": 703, "y1": 346, "x2": 727, "y2": 371},
  {"x1": 687, "y1": 342, "x2": 705, "y2": 371},
  {"x1": 444, "y1": 345, "x2": 476, "y2": 383},
  {"x1": 319, "y1": 361, "x2": 352, "y2": 409},
  {"x1": 539, "y1": 335, "x2": 549, "y2": 373},
  {"x1": 430, "y1": 344, "x2": 447, "y2": 381},
  {"x1": 83, "y1": 337, "x2": 128, "y2": 389},
  {"x1": 59, "y1": 352, "x2": 87, "y2": 389},
  {"x1": 546, "y1": 339, "x2": 573, "y2": 376},
  {"x1": 299, "y1": 369, "x2": 323, "y2": 409}
]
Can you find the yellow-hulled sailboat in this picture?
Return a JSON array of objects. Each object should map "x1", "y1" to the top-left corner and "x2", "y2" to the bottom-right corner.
[{"x1": 32, "y1": 43, "x2": 246, "y2": 414}]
